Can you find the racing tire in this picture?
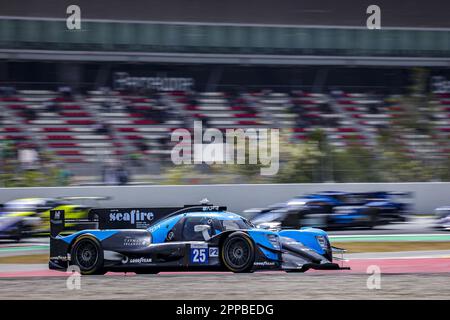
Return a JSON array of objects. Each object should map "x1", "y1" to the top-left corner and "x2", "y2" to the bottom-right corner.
[
  {"x1": 11, "y1": 224, "x2": 23, "y2": 242},
  {"x1": 70, "y1": 235, "x2": 105, "y2": 275},
  {"x1": 12, "y1": 234, "x2": 22, "y2": 243},
  {"x1": 366, "y1": 208, "x2": 378, "y2": 229},
  {"x1": 221, "y1": 232, "x2": 255, "y2": 273}
]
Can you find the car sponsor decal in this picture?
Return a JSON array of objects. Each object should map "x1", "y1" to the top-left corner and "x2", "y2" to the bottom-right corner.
[
  {"x1": 209, "y1": 247, "x2": 219, "y2": 257},
  {"x1": 50, "y1": 255, "x2": 69, "y2": 262},
  {"x1": 109, "y1": 210, "x2": 154, "y2": 228},
  {"x1": 254, "y1": 261, "x2": 276, "y2": 266},
  {"x1": 190, "y1": 243, "x2": 208, "y2": 264},
  {"x1": 122, "y1": 256, "x2": 153, "y2": 264},
  {"x1": 123, "y1": 236, "x2": 150, "y2": 247},
  {"x1": 91, "y1": 207, "x2": 177, "y2": 229}
]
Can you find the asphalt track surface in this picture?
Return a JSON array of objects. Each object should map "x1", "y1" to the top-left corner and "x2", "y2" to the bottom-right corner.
[
  {"x1": 0, "y1": 272, "x2": 449, "y2": 300},
  {"x1": 0, "y1": 250, "x2": 449, "y2": 299}
]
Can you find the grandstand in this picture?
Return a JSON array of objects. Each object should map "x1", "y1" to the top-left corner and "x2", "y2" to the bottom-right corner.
[{"x1": 1, "y1": 88, "x2": 449, "y2": 169}]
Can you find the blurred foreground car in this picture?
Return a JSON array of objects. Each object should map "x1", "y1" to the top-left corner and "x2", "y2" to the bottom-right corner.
[
  {"x1": 434, "y1": 206, "x2": 450, "y2": 230},
  {"x1": 0, "y1": 197, "x2": 109, "y2": 241},
  {"x1": 248, "y1": 191, "x2": 411, "y2": 230},
  {"x1": 49, "y1": 202, "x2": 348, "y2": 275}
]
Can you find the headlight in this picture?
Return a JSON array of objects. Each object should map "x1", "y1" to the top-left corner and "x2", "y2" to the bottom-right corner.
[
  {"x1": 266, "y1": 234, "x2": 281, "y2": 250},
  {"x1": 316, "y1": 235, "x2": 328, "y2": 249}
]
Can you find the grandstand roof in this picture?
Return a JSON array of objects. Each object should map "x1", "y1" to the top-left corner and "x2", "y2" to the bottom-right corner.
[{"x1": 0, "y1": 0, "x2": 449, "y2": 28}]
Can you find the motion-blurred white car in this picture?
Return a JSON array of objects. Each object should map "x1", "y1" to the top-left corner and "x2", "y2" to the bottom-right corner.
[{"x1": 434, "y1": 206, "x2": 450, "y2": 230}]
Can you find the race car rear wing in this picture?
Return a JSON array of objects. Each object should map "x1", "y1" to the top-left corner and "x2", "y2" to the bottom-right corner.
[
  {"x1": 57, "y1": 196, "x2": 112, "y2": 201},
  {"x1": 50, "y1": 209, "x2": 95, "y2": 237},
  {"x1": 387, "y1": 191, "x2": 412, "y2": 196},
  {"x1": 368, "y1": 191, "x2": 413, "y2": 198},
  {"x1": 50, "y1": 204, "x2": 227, "y2": 236}
]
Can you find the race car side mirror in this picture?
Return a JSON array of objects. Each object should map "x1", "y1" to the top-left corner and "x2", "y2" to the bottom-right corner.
[
  {"x1": 194, "y1": 224, "x2": 211, "y2": 232},
  {"x1": 194, "y1": 224, "x2": 211, "y2": 241},
  {"x1": 256, "y1": 222, "x2": 282, "y2": 231}
]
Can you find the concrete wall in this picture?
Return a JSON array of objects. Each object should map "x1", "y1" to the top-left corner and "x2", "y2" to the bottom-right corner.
[{"x1": 1, "y1": 182, "x2": 449, "y2": 214}]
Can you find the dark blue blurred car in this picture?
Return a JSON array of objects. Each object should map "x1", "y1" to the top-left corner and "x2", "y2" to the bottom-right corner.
[{"x1": 248, "y1": 191, "x2": 411, "y2": 230}]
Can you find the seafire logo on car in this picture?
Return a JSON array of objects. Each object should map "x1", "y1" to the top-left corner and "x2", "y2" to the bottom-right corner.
[
  {"x1": 109, "y1": 210, "x2": 154, "y2": 225},
  {"x1": 202, "y1": 206, "x2": 219, "y2": 211}
]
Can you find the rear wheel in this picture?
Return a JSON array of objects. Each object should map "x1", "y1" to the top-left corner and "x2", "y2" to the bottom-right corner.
[
  {"x1": 366, "y1": 208, "x2": 378, "y2": 229},
  {"x1": 221, "y1": 232, "x2": 255, "y2": 273},
  {"x1": 70, "y1": 236, "x2": 105, "y2": 275}
]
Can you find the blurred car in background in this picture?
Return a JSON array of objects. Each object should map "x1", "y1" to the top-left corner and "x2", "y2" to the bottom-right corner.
[
  {"x1": 434, "y1": 206, "x2": 450, "y2": 230},
  {"x1": 248, "y1": 191, "x2": 411, "y2": 230},
  {"x1": 0, "y1": 197, "x2": 109, "y2": 241}
]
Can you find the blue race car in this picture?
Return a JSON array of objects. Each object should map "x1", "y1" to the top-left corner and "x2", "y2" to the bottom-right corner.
[
  {"x1": 249, "y1": 191, "x2": 411, "y2": 230},
  {"x1": 49, "y1": 202, "x2": 348, "y2": 275}
]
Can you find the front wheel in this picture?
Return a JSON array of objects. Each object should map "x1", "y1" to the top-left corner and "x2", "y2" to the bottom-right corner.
[
  {"x1": 221, "y1": 232, "x2": 255, "y2": 273},
  {"x1": 70, "y1": 236, "x2": 105, "y2": 275},
  {"x1": 11, "y1": 224, "x2": 23, "y2": 242}
]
